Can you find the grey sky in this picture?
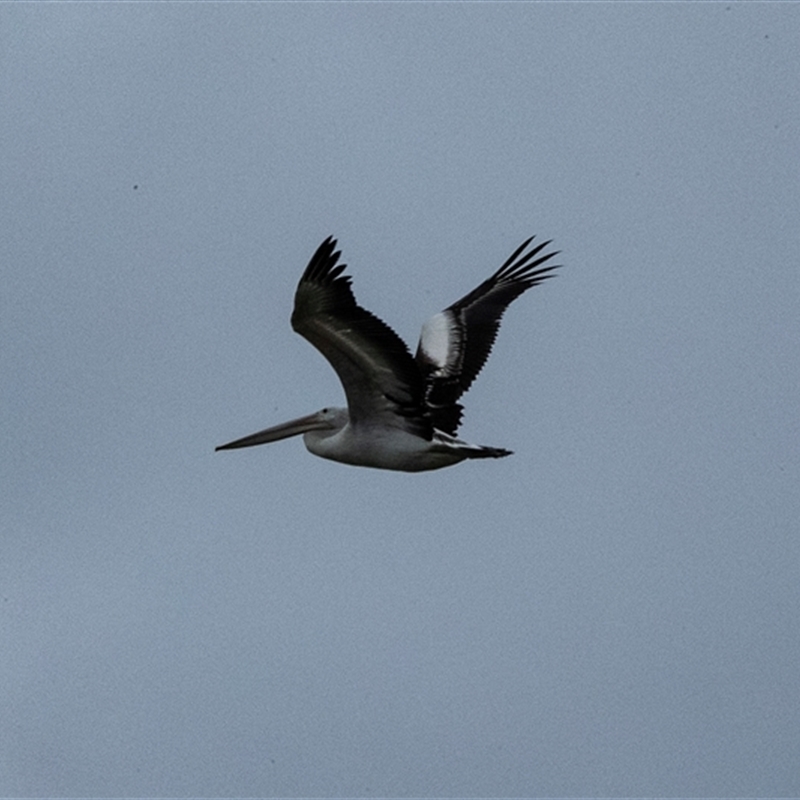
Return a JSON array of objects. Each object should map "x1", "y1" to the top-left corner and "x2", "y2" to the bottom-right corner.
[{"x1": 2, "y1": 3, "x2": 799, "y2": 796}]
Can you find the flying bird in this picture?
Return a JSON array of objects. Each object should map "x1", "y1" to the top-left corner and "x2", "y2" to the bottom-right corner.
[{"x1": 217, "y1": 235, "x2": 559, "y2": 471}]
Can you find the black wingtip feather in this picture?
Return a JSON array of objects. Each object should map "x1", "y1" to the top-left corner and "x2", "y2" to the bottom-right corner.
[{"x1": 301, "y1": 236, "x2": 349, "y2": 285}]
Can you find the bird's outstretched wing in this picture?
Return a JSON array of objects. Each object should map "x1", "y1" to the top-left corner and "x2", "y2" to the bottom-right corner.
[
  {"x1": 292, "y1": 237, "x2": 432, "y2": 438},
  {"x1": 415, "y1": 236, "x2": 559, "y2": 435}
]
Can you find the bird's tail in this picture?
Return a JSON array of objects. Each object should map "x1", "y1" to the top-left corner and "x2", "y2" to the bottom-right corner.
[
  {"x1": 462, "y1": 444, "x2": 513, "y2": 460},
  {"x1": 432, "y1": 430, "x2": 513, "y2": 461}
]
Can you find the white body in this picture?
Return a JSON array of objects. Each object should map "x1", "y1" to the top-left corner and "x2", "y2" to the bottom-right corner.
[{"x1": 303, "y1": 409, "x2": 508, "y2": 472}]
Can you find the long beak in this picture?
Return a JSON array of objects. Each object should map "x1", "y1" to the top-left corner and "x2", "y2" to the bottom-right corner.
[{"x1": 215, "y1": 411, "x2": 332, "y2": 451}]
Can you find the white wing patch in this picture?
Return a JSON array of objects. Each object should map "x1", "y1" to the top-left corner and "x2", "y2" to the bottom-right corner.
[{"x1": 417, "y1": 310, "x2": 463, "y2": 375}]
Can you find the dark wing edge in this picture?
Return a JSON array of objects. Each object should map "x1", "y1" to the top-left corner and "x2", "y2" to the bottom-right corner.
[
  {"x1": 416, "y1": 236, "x2": 560, "y2": 435},
  {"x1": 291, "y1": 237, "x2": 432, "y2": 438}
]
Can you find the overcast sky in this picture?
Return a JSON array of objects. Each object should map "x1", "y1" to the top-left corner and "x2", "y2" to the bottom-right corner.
[{"x1": 2, "y1": 3, "x2": 799, "y2": 797}]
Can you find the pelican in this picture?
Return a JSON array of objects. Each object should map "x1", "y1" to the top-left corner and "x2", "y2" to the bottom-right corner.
[{"x1": 217, "y1": 235, "x2": 559, "y2": 471}]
